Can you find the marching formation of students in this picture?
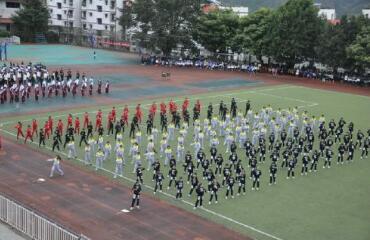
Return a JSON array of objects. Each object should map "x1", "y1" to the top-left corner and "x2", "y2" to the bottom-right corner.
[
  {"x1": 0, "y1": 62, "x2": 110, "y2": 104},
  {"x1": 15, "y1": 98, "x2": 370, "y2": 210}
]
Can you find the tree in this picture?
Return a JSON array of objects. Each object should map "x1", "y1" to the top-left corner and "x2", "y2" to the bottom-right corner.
[
  {"x1": 232, "y1": 8, "x2": 273, "y2": 62},
  {"x1": 266, "y1": 0, "x2": 324, "y2": 68},
  {"x1": 119, "y1": 0, "x2": 134, "y2": 41},
  {"x1": 193, "y1": 10, "x2": 240, "y2": 55},
  {"x1": 126, "y1": 0, "x2": 201, "y2": 56},
  {"x1": 315, "y1": 22, "x2": 347, "y2": 72},
  {"x1": 12, "y1": 0, "x2": 49, "y2": 42},
  {"x1": 347, "y1": 25, "x2": 370, "y2": 74}
]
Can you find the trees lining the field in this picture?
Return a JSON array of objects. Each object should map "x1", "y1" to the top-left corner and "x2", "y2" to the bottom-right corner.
[{"x1": 12, "y1": 0, "x2": 50, "y2": 42}]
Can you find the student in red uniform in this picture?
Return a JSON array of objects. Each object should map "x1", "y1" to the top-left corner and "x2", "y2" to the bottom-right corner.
[
  {"x1": 32, "y1": 119, "x2": 38, "y2": 137},
  {"x1": 95, "y1": 115, "x2": 102, "y2": 131},
  {"x1": 160, "y1": 102, "x2": 166, "y2": 115},
  {"x1": 15, "y1": 122, "x2": 24, "y2": 140},
  {"x1": 149, "y1": 102, "x2": 157, "y2": 119},
  {"x1": 67, "y1": 114, "x2": 73, "y2": 127},
  {"x1": 195, "y1": 99, "x2": 201, "y2": 113},
  {"x1": 24, "y1": 125, "x2": 33, "y2": 143},
  {"x1": 57, "y1": 119, "x2": 64, "y2": 135},
  {"x1": 136, "y1": 104, "x2": 143, "y2": 123},
  {"x1": 122, "y1": 105, "x2": 129, "y2": 126},
  {"x1": 97, "y1": 109, "x2": 103, "y2": 119},
  {"x1": 83, "y1": 112, "x2": 89, "y2": 128},
  {"x1": 74, "y1": 117, "x2": 81, "y2": 134},
  {"x1": 107, "y1": 112, "x2": 114, "y2": 135},
  {"x1": 44, "y1": 121, "x2": 51, "y2": 139},
  {"x1": 182, "y1": 98, "x2": 189, "y2": 114},
  {"x1": 111, "y1": 107, "x2": 116, "y2": 122},
  {"x1": 48, "y1": 116, "x2": 54, "y2": 133}
]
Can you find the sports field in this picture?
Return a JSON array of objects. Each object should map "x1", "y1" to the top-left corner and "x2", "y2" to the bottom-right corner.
[{"x1": 1, "y1": 45, "x2": 370, "y2": 240}]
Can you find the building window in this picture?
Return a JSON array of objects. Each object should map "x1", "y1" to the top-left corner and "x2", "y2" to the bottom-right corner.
[
  {"x1": 89, "y1": 12, "x2": 92, "y2": 16},
  {"x1": 97, "y1": 18, "x2": 102, "y2": 24},
  {"x1": 68, "y1": 10, "x2": 73, "y2": 18},
  {"x1": 64, "y1": 21, "x2": 68, "y2": 27},
  {"x1": 57, "y1": 2, "x2": 61, "y2": 8},
  {"x1": 111, "y1": 13, "x2": 115, "y2": 22},
  {"x1": 49, "y1": 8, "x2": 53, "y2": 13},
  {"x1": 83, "y1": 24, "x2": 87, "y2": 29},
  {"x1": 105, "y1": 25, "x2": 108, "y2": 30},
  {"x1": 57, "y1": 14, "x2": 62, "y2": 20},
  {"x1": 110, "y1": 25, "x2": 114, "y2": 32},
  {"x1": 69, "y1": 0, "x2": 73, "y2": 6},
  {"x1": 82, "y1": 0, "x2": 86, "y2": 6},
  {"x1": 64, "y1": 10, "x2": 67, "y2": 14},
  {"x1": 82, "y1": 11, "x2": 86, "y2": 19},
  {"x1": 110, "y1": 1, "x2": 115, "y2": 9},
  {"x1": 97, "y1": 5, "x2": 102, "y2": 12},
  {"x1": 105, "y1": 0, "x2": 108, "y2": 5},
  {"x1": 105, "y1": 13, "x2": 108, "y2": 18},
  {"x1": 63, "y1": 0, "x2": 66, "y2": 4},
  {"x1": 89, "y1": 24, "x2": 92, "y2": 29},
  {"x1": 89, "y1": 0, "x2": 92, "y2": 4},
  {"x1": 5, "y1": 2, "x2": 21, "y2": 8},
  {"x1": 69, "y1": 22, "x2": 73, "y2": 27}
]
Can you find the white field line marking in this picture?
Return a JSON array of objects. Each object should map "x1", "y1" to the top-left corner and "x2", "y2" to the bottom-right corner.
[
  {"x1": 1, "y1": 128, "x2": 284, "y2": 240},
  {"x1": 0, "y1": 85, "x2": 304, "y2": 126}
]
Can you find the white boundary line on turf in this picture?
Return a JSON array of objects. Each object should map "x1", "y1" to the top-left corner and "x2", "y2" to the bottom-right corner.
[
  {"x1": 0, "y1": 85, "x2": 309, "y2": 126},
  {"x1": 0, "y1": 128, "x2": 284, "y2": 240}
]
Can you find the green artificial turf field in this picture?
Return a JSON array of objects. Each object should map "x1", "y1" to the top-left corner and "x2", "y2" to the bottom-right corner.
[{"x1": 1, "y1": 84, "x2": 369, "y2": 240}]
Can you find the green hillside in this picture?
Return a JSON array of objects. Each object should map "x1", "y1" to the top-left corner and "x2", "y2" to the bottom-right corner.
[{"x1": 220, "y1": 0, "x2": 370, "y2": 16}]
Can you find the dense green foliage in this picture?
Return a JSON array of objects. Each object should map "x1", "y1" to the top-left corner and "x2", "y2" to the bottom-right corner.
[
  {"x1": 221, "y1": 0, "x2": 370, "y2": 16},
  {"x1": 12, "y1": 0, "x2": 50, "y2": 42},
  {"x1": 124, "y1": 0, "x2": 370, "y2": 71}
]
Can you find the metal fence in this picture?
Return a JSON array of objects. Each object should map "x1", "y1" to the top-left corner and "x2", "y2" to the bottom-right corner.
[{"x1": 0, "y1": 194, "x2": 90, "y2": 240}]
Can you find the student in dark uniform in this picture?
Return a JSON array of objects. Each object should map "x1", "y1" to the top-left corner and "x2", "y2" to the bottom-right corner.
[
  {"x1": 152, "y1": 160, "x2": 160, "y2": 181},
  {"x1": 189, "y1": 173, "x2": 199, "y2": 196},
  {"x1": 39, "y1": 128, "x2": 45, "y2": 147},
  {"x1": 87, "y1": 122, "x2": 93, "y2": 138},
  {"x1": 269, "y1": 162, "x2": 277, "y2": 185},
  {"x1": 129, "y1": 121, "x2": 136, "y2": 138},
  {"x1": 280, "y1": 129, "x2": 287, "y2": 146},
  {"x1": 183, "y1": 151, "x2": 192, "y2": 172},
  {"x1": 328, "y1": 119, "x2": 336, "y2": 136},
  {"x1": 98, "y1": 126, "x2": 104, "y2": 137},
  {"x1": 175, "y1": 177, "x2": 184, "y2": 199},
  {"x1": 222, "y1": 164, "x2": 231, "y2": 186},
  {"x1": 337, "y1": 143, "x2": 345, "y2": 164},
  {"x1": 319, "y1": 139, "x2": 326, "y2": 157},
  {"x1": 52, "y1": 134, "x2": 60, "y2": 152},
  {"x1": 237, "y1": 169, "x2": 246, "y2": 195},
  {"x1": 323, "y1": 148, "x2": 333, "y2": 169},
  {"x1": 136, "y1": 164, "x2": 144, "y2": 184},
  {"x1": 310, "y1": 150, "x2": 320, "y2": 172},
  {"x1": 361, "y1": 137, "x2": 369, "y2": 159},
  {"x1": 355, "y1": 130, "x2": 364, "y2": 148},
  {"x1": 63, "y1": 133, "x2": 71, "y2": 149},
  {"x1": 194, "y1": 184, "x2": 206, "y2": 209},
  {"x1": 301, "y1": 154, "x2": 310, "y2": 175},
  {"x1": 346, "y1": 141, "x2": 355, "y2": 162},
  {"x1": 114, "y1": 121, "x2": 122, "y2": 139},
  {"x1": 215, "y1": 154, "x2": 223, "y2": 176},
  {"x1": 146, "y1": 117, "x2": 153, "y2": 135},
  {"x1": 287, "y1": 158, "x2": 296, "y2": 179},
  {"x1": 207, "y1": 103, "x2": 213, "y2": 121},
  {"x1": 210, "y1": 145, "x2": 217, "y2": 164},
  {"x1": 209, "y1": 180, "x2": 220, "y2": 204},
  {"x1": 250, "y1": 157, "x2": 257, "y2": 179},
  {"x1": 153, "y1": 171, "x2": 164, "y2": 194},
  {"x1": 252, "y1": 168, "x2": 261, "y2": 190},
  {"x1": 130, "y1": 181, "x2": 141, "y2": 210},
  {"x1": 196, "y1": 149, "x2": 205, "y2": 169},
  {"x1": 168, "y1": 166, "x2": 178, "y2": 189},
  {"x1": 205, "y1": 169, "x2": 215, "y2": 191},
  {"x1": 229, "y1": 152, "x2": 238, "y2": 170},
  {"x1": 201, "y1": 158, "x2": 210, "y2": 179},
  {"x1": 79, "y1": 128, "x2": 87, "y2": 147},
  {"x1": 268, "y1": 132, "x2": 275, "y2": 151},
  {"x1": 281, "y1": 149, "x2": 290, "y2": 168},
  {"x1": 186, "y1": 161, "x2": 194, "y2": 183},
  {"x1": 259, "y1": 142, "x2": 266, "y2": 162},
  {"x1": 334, "y1": 127, "x2": 343, "y2": 143}
]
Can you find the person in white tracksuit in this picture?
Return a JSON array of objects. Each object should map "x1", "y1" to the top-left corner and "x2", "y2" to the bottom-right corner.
[{"x1": 48, "y1": 155, "x2": 64, "y2": 178}]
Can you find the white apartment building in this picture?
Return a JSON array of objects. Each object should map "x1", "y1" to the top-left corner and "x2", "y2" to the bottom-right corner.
[
  {"x1": 219, "y1": 6, "x2": 249, "y2": 17},
  {"x1": 362, "y1": 9, "x2": 370, "y2": 19},
  {"x1": 47, "y1": 0, "x2": 81, "y2": 28},
  {"x1": 0, "y1": 0, "x2": 21, "y2": 31},
  {"x1": 318, "y1": 8, "x2": 336, "y2": 20}
]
